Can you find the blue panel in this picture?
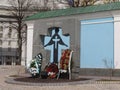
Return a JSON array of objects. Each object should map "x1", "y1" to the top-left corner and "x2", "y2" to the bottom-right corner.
[
  {"x1": 44, "y1": 28, "x2": 70, "y2": 62},
  {"x1": 80, "y1": 18, "x2": 114, "y2": 68}
]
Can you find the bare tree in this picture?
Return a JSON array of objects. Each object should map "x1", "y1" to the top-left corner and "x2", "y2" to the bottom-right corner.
[
  {"x1": 103, "y1": 59, "x2": 114, "y2": 80},
  {"x1": 103, "y1": 0, "x2": 119, "y2": 4},
  {"x1": 8, "y1": 0, "x2": 33, "y2": 65},
  {"x1": 56, "y1": 0, "x2": 74, "y2": 7},
  {"x1": 32, "y1": 0, "x2": 50, "y2": 11},
  {"x1": 81, "y1": 0, "x2": 96, "y2": 6},
  {"x1": 62, "y1": 0, "x2": 95, "y2": 7},
  {"x1": 57, "y1": 0, "x2": 95, "y2": 7},
  {"x1": 66, "y1": 0, "x2": 79, "y2": 7}
]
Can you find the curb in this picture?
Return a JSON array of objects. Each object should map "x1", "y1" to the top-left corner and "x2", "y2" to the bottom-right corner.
[
  {"x1": 5, "y1": 77, "x2": 95, "y2": 86},
  {"x1": 5, "y1": 77, "x2": 120, "y2": 86},
  {"x1": 95, "y1": 81, "x2": 120, "y2": 84}
]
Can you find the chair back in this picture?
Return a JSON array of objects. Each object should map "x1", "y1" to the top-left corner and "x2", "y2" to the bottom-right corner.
[{"x1": 59, "y1": 49, "x2": 73, "y2": 70}]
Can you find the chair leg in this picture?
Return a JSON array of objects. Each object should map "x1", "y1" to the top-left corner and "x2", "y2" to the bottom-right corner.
[
  {"x1": 69, "y1": 73, "x2": 71, "y2": 80},
  {"x1": 57, "y1": 71, "x2": 60, "y2": 80},
  {"x1": 69, "y1": 70, "x2": 71, "y2": 80}
]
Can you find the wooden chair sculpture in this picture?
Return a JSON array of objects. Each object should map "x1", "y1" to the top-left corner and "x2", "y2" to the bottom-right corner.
[
  {"x1": 57, "y1": 49, "x2": 73, "y2": 80},
  {"x1": 29, "y1": 53, "x2": 43, "y2": 78}
]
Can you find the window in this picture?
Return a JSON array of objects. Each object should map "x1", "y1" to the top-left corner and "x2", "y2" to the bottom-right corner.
[
  {"x1": 8, "y1": 41, "x2": 11, "y2": 46},
  {"x1": 0, "y1": 40, "x2": 2, "y2": 45},
  {"x1": 16, "y1": 56, "x2": 19, "y2": 59},
  {"x1": 8, "y1": 47, "x2": 11, "y2": 52},
  {"x1": 0, "y1": 26, "x2": 3, "y2": 32},
  {"x1": 9, "y1": 22, "x2": 12, "y2": 32},
  {"x1": 8, "y1": 33, "x2": 11, "y2": 38},
  {"x1": 8, "y1": 22, "x2": 12, "y2": 38},
  {"x1": 7, "y1": 56, "x2": 10, "y2": 59},
  {"x1": 9, "y1": 26, "x2": 12, "y2": 33},
  {"x1": 6, "y1": 61, "x2": 11, "y2": 65},
  {"x1": 0, "y1": 33, "x2": 3, "y2": 38}
]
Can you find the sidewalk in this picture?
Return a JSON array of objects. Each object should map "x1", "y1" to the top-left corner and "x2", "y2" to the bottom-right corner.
[
  {"x1": 1, "y1": 66, "x2": 120, "y2": 90},
  {"x1": 5, "y1": 71, "x2": 120, "y2": 86}
]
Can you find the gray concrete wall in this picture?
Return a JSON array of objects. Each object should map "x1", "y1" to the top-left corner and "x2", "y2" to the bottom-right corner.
[
  {"x1": 79, "y1": 68, "x2": 120, "y2": 77},
  {"x1": 32, "y1": 18, "x2": 80, "y2": 79},
  {"x1": 27, "y1": 9, "x2": 120, "y2": 79}
]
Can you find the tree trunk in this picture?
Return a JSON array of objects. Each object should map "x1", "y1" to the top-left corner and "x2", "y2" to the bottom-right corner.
[
  {"x1": 18, "y1": 39, "x2": 22, "y2": 65},
  {"x1": 17, "y1": 21, "x2": 22, "y2": 65}
]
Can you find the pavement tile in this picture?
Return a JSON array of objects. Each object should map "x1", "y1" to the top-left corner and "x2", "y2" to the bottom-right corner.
[{"x1": 1, "y1": 66, "x2": 120, "y2": 90}]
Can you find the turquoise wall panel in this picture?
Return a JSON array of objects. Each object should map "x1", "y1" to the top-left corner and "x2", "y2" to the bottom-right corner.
[{"x1": 80, "y1": 18, "x2": 114, "y2": 68}]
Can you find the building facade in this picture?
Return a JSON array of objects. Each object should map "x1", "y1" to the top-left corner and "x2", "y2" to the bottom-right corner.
[
  {"x1": 26, "y1": 2, "x2": 120, "y2": 78},
  {"x1": 0, "y1": 0, "x2": 19, "y2": 65},
  {"x1": 0, "y1": 0, "x2": 69, "y2": 66},
  {"x1": 2, "y1": 0, "x2": 119, "y2": 66},
  {"x1": 0, "y1": 21, "x2": 19, "y2": 65}
]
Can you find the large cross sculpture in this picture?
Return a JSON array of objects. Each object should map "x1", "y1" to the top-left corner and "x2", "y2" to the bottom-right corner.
[
  {"x1": 44, "y1": 27, "x2": 70, "y2": 63},
  {"x1": 53, "y1": 36, "x2": 60, "y2": 49}
]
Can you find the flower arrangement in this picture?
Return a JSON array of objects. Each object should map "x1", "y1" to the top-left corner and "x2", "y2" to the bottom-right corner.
[{"x1": 44, "y1": 63, "x2": 58, "y2": 78}]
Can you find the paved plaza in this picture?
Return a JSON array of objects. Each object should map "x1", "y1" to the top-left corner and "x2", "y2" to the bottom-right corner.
[{"x1": 0, "y1": 66, "x2": 120, "y2": 90}]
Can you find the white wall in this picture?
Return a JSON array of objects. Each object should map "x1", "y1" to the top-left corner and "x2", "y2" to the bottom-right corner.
[
  {"x1": 26, "y1": 22, "x2": 34, "y2": 68},
  {"x1": 114, "y1": 16, "x2": 120, "y2": 69}
]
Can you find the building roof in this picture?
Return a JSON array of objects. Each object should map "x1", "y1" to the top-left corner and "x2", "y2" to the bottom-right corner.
[{"x1": 26, "y1": 2, "x2": 120, "y2": 21}]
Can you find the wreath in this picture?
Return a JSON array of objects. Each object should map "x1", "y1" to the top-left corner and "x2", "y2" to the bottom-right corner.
[{"x1": 44, "y1": 63, "x2": 58, "y2": 78}]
